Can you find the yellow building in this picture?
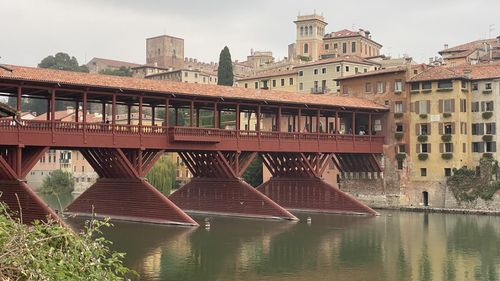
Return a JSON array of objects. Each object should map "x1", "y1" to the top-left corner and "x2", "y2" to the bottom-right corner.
[
  {"x1": 237, "y1": 68, "x2": 298, "y2": 92},
  {"x1": 294, "y1": 14, "x2": 327, "y2": 61},
  {"x1": 145, "y1": 68, "x2": 218, "y2": 85}
]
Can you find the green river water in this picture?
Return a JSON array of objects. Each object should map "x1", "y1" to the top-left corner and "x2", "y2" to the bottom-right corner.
[{"x1": 38, "y1": 193, "x2": 500, "y2": 281}]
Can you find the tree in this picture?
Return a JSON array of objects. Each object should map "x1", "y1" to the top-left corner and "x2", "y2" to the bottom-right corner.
[
  {"x1": 38, "y1": 52, "x2": 89, "y2": 73},
  {"x1": 217, "y1": 46, "x2": 234, "y2": 86},
  {"x1": 146, "y1": 156, "x2": 177, "y2": 195},
  {"x1": 39, "y1": 169, "x2": 74, "y2": 195},
  {"x1": 243, "y1": 155, "x2": 263, "y2": 187},
  {"x1": 99, "y1": 66, "x2": 133, "y2": 77}
]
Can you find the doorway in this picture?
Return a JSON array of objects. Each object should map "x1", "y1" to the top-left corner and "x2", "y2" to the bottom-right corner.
[{"x1": 422, "y1": 191, "x2": 429, "y2": 207}]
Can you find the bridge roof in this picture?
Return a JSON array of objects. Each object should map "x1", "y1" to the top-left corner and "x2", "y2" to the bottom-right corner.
[{"x1": 0, "y1": 65, "x2": 386, "y2": 111}]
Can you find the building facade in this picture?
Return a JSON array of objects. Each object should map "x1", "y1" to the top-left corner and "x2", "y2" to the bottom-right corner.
[
  {"x1": 146, "y1": 35, "x2": 185, "y2": 69},
  {"x1": 294, "y1": 14, "x2": 328, "y2": 61},
  {"x1": 86, "y1": 58, "x2": 141, "y2": 74},
  {"x1": 323, "y1": 29, "x2": 382, "y2": 59}
]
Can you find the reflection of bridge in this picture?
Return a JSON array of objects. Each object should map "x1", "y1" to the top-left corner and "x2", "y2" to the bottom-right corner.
[{"x1": 0, "y1": 65, "x2": 387, "y2": 226}]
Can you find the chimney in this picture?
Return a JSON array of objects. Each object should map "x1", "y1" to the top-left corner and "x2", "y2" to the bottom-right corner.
[{"x1": 444, "y1": 44, "x2": 449, "y2": 50}]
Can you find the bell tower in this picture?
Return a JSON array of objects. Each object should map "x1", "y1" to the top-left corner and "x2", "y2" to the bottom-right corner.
[{"x1": 294, "y1": 14, "x2": 327, "y2": 61}]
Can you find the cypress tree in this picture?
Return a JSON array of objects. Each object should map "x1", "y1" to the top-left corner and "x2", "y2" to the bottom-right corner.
[{"x1": 217, "y1": 46, "x2": 234, "y2": 86}]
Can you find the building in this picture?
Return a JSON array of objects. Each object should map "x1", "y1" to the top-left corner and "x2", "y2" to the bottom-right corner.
[
  {"x1": 323, "y1": 29, "x2": 382, "y2": 59},
  {"x1": 145, "y1": 68, "x2": 218, "y2": 85},
  {"x1": 297, "y1": 55, "x2": 379, "y2": 94},
  {"x1": 237, "y1": 68, "x2": 298, "y2": 92},
  {"x1": 294, "y1": 14, "x2": 328, "y2": 61},
  {"x1": 438, "y1": 37, "x2": 500, "y2": 66},
  {"x1": 86, "y1": 57, "x2": 141, "y2": 74},
  {"x1": 146, "y1": 35, "x2": 185, "y2": 69}
]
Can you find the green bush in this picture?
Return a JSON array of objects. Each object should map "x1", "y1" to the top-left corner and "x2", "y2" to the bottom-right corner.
[
  {"x1": 482, "y1": 111, "x2": 493, "y2": 119},
  {"x1": 0, "y1": 203, "x2": 137, "y2": 280},
  {"x1": 482, "y1": 135, "x2": 493, "y2": 142},
  {"x1": 419, "y1": 114, "x2": 428, "y2": 119},
  {"x1": 395, "y1": 153, "x2": 406, "y2": 161},
  {"x1": 442, "y1": 112, "x2": 452, "y2": 118},
  {"x1": 441, "y1": 153, "x2": 453, "y2": 160},
  {"x1": 394, "y1": 132, "x2": 404, "y2": 141},
  {"x1": 39, "y1": 169, "x2": 74, "y2": 195},
  {"x1": 418, "y1": 153, "x2": 428, "y2": 161},
  {"x1": 394, "y1": 112, "x2": 403, "y2": 119},
  {"x1": 417, "y1": 135, "x2": 428, "y2": 143},
  {"x1": 441, "y1": 134, "x2": 452, "y2": 142}
]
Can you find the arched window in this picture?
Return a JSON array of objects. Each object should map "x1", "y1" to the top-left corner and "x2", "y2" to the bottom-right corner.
[
  {"x1": 300, "y1": 26, "x2": 304, "y2": 36},
  {"x1": 308, "y1": 26, "x2": 313, "y2": 36},
  {"x1": 304, "y1": 43, "x2": 309, "y2": 54}
]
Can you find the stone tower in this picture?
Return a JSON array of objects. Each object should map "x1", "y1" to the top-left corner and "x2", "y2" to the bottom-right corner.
[
  {"x1": 146, "y1": 35, "x2": 185, "y2": 69},
  {"x1": 294, "y1": 14, "x2": 327, "y2": 61}
]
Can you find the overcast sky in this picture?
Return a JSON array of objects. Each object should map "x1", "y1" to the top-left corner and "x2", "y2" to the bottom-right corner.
[{"x1": 1, "y1": 0, "x2": 499, "y2": 67}]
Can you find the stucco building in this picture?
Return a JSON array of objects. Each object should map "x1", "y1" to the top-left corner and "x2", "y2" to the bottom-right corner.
[{"x1": 86, "y1": 58, "x2": 141, "y2": 74}]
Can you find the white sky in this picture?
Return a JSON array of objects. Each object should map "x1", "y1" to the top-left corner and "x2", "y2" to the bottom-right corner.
[{"x1": 1, "y1": 0, "x2": 499, "y2": 67}]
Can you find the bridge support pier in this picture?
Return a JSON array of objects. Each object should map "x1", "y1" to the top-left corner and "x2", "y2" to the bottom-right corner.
[
  {"x1": 0, "y1": 146, "x2": 60, "y2": 224},
  {"x1": 257, "y1": 152, "x2": 378, "y2": 215},
  {"x1": 169, "y1": 151, "x2": 298, "y2": 220},
  {"x1": 66, "y1": 148, "x2": 198, "y2": 226}
]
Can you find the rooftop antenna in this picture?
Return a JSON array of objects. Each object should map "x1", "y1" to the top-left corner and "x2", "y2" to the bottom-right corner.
[{"x1": 488, "y1": 24, "x2": 495, "y2": 38}]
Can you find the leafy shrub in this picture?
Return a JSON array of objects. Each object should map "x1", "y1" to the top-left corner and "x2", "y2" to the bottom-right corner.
[
  {"x1": 39, "y1": 169, "x2": 74, "y2": 195},
  {"x1": 442, "y1": 112, "x2": 452, "y2": 118},
  {"x1": 482, "y1": 111, "x2": 493, "y2": 119},
  {"x1": 417, "y1": 135, "x2": 428, "y2": 143},
  {"x1": 394, "y1": 112, "x2": 403, "y2": 119},
  {"x1": 441, "y1": 134, "x2": 452, "y2": 142},
  {"x1": 441, "y1": 153, "x2": 453, "y2": 160},
  {"x1": 419, "y1": 114, "x2": 428, "y2": 119},
  {"x1": 394, "y1": 132, "x2": 404, "y2": 141},
  {"x1": 0, "y1": 203, "x2": 138, "y2": 280},
  {"x1": 396, "y1": 153, "x2": 406, "y2": 161},
  {"x1": 418, "y1": 153, "x2": 428, "y2": 161},
  {"x1": 482, "y1": 135, "x2": 493, "y2": 142}
]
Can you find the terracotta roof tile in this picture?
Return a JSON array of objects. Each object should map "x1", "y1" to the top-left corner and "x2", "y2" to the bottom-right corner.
[
  {"x1": 439, "y1": 39, "x2": 497, "y2": 55},
  {"x1": 337, "y1": 66, "x2": 407, "y2": 80},
  {"x1": 409, "y1": 63, "x2": 500, "y2": 82},
  {"x1": 296, "y1": 55, "x2": 379, "y2": 68},
  {"x1": 87, "y1": 58, "x2": 142, "y2": 68},
  {"x1": 0, "y1": 65, "x2": 387, "y2": 111}
]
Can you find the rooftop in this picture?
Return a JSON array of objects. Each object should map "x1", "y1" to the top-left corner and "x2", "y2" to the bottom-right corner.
[
  {"x1": 0, "y1": 65, "x2": 387, "y2": 111},
  {"x1": 337, "y1": 66, "x2": 407, "y2": 80},
  {"x1": 439, "y1": 39, "x2": 497, "y2": 55},
  {"x1": 237, "y1": 68, "x2": 298, "y2": 81},
  {"x1": 409, "y1": 63, "x2": 500, "y2": 82},
  {"x1": 296, "y1": 55, "x2": 380, "y2": 68},
  {"x1": 87, "y1": 57, "x2": 142, "y2": 68}
]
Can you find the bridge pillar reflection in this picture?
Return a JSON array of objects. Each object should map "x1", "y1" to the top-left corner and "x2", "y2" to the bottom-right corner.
[
  {"x1": 169, "y1": 151, "x2": 298, "y2": 220},
  {"x1": 0, "y1": 145, "x2": 61, "y2": 224},
  {"x1": 65, "y1": 148, "x2": 198, "y2": 226},
  {"x1": 257, "y1": 152, "x2": 378, "y2": 215}
]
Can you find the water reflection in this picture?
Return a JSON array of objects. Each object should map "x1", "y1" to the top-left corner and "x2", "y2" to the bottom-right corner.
[{"x1": 37, "y1": 192, "x2": 500, "y2": 281}]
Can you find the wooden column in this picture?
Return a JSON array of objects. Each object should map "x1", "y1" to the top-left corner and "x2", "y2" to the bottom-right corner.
[
  {"x1": 112, "y1": 94, "x2": 116, "y2": 125},
  {"x1": 298, "y1": 108, "x2": 302, "y2": 132},
  {"x1": 213, "y1": 103, "x2": 218, "y2": 128},
  {"x1": 277, "y1": 106, "x2": 282, "y2": 132},
  {"x1": 335, "y1": 111, "x2": 339, "y2": 134},
  {"x1": 236, "y1": 103, "x2": 240, "y2": 131},
  {"x1": 174, "y1": 107, "x2": 178, "y2": 126},
  {"x1": 256, "y1": 105, "x2": 261, "y2": 131},
  {"x1": 101, "y1": 102, "x2": 106, "y2": 123},
  {"x1": 151, "y1": 106, "x2": 156, "y2": 126},
  {"x1": 127, "y1": 104, "x2": 131, "y2": 125},
  {"x1": 16, "y1": 86, "x2": 22, "y2": 113},
  {"x1": 46, "y1": 94, "x2": 51, "y2": 121},
  {"x1": 138, "y1": 96, "x2": 143, "y2": 126},
  {"x1": 368, "y1": 113, "x2": 372, "y2": 136},
  {"x1": 75, "y1": 101, "x2": 79, "y2": 122},
  {"x1": 190, "y1": 100, "x2": 194, "y2": 127},
  {"x1": 82, "y1": 92, "x2": 87, "y2": 124},
  {"x1": 316, "y1": 109, "x2": 320, "y2": 133},
  {"x1": 196, "y1": 107, "x2": 200, "y2": 127},
  {"x1": 50, "y1": 89, "x2": 56, "y2": 121},
  {"x1": 165, "y1": 98, "x2": 170, "y2": 127},
  {"x1": 352, "y1": 112, "x2": 356, "y2": 135}
]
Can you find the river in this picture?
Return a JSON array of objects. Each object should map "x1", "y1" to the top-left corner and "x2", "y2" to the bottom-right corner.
[{"x1": 39, "y1": 193, "x2": 500, "y2": 281}]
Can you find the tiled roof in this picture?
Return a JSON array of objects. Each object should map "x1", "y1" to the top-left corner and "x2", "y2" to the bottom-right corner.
[
  {"x1": 326, "y1": 29, "x2": 359, "y2": 38},
  {"x1": 34, "y1": 110, "x2": 102, "y2": 122},
  {"x1": 87, "y1": 58, "x2": 142, "y2": 68},
  {"x1": 409, "y1": 63, "x2": 500, "y2": 82},
  {"x1": 439, "y1": 39, "x2": 497, "y2": 55},
  {"x1": 0, "y1": 65, "x2": 387, "y2": 111},
  {"x1": 0, "y1": 102, "x2": 16, "y2": 117},
  {"x1": 296, "y1": 55, "x2": 379, "y2": 68},
  {"x1": 337, "y1": 66, "x2": 407, "y2": 80}
]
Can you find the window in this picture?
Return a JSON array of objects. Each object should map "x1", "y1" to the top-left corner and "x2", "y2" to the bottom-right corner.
[
  {"x1": 299, "y1": 83, "x2": 304, "y2": 91},
  {"x1": 376, "y1": 82, "x2": 385, "y2": 93},
  {"x1": 442, "y1": 99, "x2": 454, "y2": 113},
  {"x1": 254, "y1": 82, "x2": 258, "y2": 89},
  {"x1": 280, "y1": 79, "x2": 285, "y2": 86},
  {"x1": 411, "y1": 83, "x2": 420, "y2": 91},
  {"x1": 345, "y1": 66, "x2": 350, "y2": 72},
  {"x1": 343, "y1": 86, "x2": 349, "y2": 95},
  {"x1": 485, "y1": 83, "x2": 492, "y2": 90},
  {"x1": 324, "y1": 44, "x2": 329, "y2": 50},
  {"x1": 314, "y1": 69, "x2": 319, "y2": 75},
  {"x1": 289, "y1": 78, "x2": 294, "y2": 85},
  {"x1": 333, "y1": 43, "x2": 338, "y2": 49},
  {"x1": 472, "y1": 142, "x2": 484, "y2": 153},
  {"x1": 419, "y1": 124, "x2": 429, "y2": 135},
  {"x1": 486, "y1": 142, "x2": 496, "y2": 152},
  {"x1": 304, "y1": 43, "x2": 309, "y2": 53},
  {"x1": 421, "y1": 168, "x2": 427, "y2": 177},
  {"x1": 444, "y1": 168, "x2": 452, "y2": 177},
  {"x1": 461, "y1": 80, "x2": 467, "y2": 89},
  {"x1": 472, "y1": 123, "x2": 484, "y2": 135},
  {"x1": 472, "y1": 82, "x2": 478, "y2": 91},
  {"x1": 397, "y1": 160, "x2": 403, "y2": 170},
  {"x1": 394, "y1": 80, "x2": 403, "y2": 92},
  {"x1": 419, "y1": 101, "x2": 429, "y2": 114},
  {"x1": 395, "y1": 123, "x2": 404, "y2": 132},
  {"x1": 365, "y1": 83, "x2": 372, "y2": 93},
  {"x1": 471, "y1": 102, "x2": 480, "y2": 112},
  {"x1": 342, "y1": 42, "x2": 347, "y2": 53},
  {"x1": 443, "y1": 123, "x2": 453, "y2": 134},
  {"x1": 272, "y1": 80, "x2": 276, "y2": 87},
  {"x1": 438, "y1": 80, "x2": 452, "y2": 89},
  {"x1": 482, "y1": 101, "x2": 494, "y2": 111},
  {"x1": 314, "y1": 81, "x2": 319, "y2": 90},
  {"x1": 184, "y1": 72, "x2": 188, "y2": 77},
  {"x1": 299, "y1": 70, "x2": 304, "y2": 76},
  {"x1": 351, "y1": 41, "x2": 356, "y2": 53},
  {"x1": 355, "y1": 67, "x2": 359, "y2": 73},
  {"x1": 422, "y1": 81, "x2": 432, "y2": 90},
  {"x1": 335, "y1": 80, "x2": 340, "y2": 86},
  {"x1": 322, "y1": 67, "x2": 327, "y2": 74},
  {"x1": 321, "y1": 80, "x2": 327, "y2": 90},
  {"x1": 460, "y1": 99, "x2": 467, "y2": 112},
  {"x1": 443, "y1": 142, "x2": 453, "y2": 153},
  {"x1": 194, "y1": 73, "x2": 198, "y2": 78},
  {"x1": 398, "y1": 144, "x2": 406, "y2": 153},
  {"x1": 421, "y1": 143, "x2": 430, "y2": 153},
  {"x1": 394, "y1": 101, "x2": 403, "y2": 113},
  {"x1": 486, "y1": 123, "x2": 496, "y2": 134}
]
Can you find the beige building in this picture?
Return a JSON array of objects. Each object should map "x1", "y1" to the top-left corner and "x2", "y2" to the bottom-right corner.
[
  {"x1": 86, "y1": 57, "x2": 141, "y2": 74},
  {"x1": 294, "y1": 14, "x2": 327, "y2": 61},
  {"x1": 323, "y1": 29, "x2": 382, "y2": 59},
  {"x1": 438, "y1": 36, "x2": 500, "y2": 66},
  {"x1": 237, "y1": 68, "x2": 298, "y2": 92},
  {"x1": 145, "y1": 68, "x2": 218, "y2": 85},
  {"x1": 146, "y1": 35, "x2": 185, "y2": 69}
]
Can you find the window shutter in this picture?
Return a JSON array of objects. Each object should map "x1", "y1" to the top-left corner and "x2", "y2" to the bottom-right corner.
[
  {"x1": 493, "y1": 144, "x2": 497, "y2": 153},
  {"x1": 440, "y1": 143, "x2": 444, "y2": 153},
  {"x1": 438, "y1": 100, "x2": 443, "y2": 113},
  {"x1": 481, "y1": 102, "x2": 485, "y2": 112},
  {"x1": 492, "y1": 123, "x2": 496, "y2": 134},
  {"x1": 428, "y1": 123, "x2": 432, "y2": 135},
  {"x1": 439, "y1": 123, "x2": 443, "y2": 135},
  {"x1": 479, "y1": 142, "x2": 485, "y2": 152},
  {"x1": 451, "y1": 99, "x2": 455, "y2": 112},
  {"x1": 395, "y1": 145, "x2": 399, "y2": 154},
  {"x1": 416, "y1": 124, "x2": 420, "y2": 136},
  {"x1": 415, "y1": 101, "x2": 420, "y2": 114},
  {"x1": 427, "y1": 101, "x2": 431, "y2": 114},
  {"x1": 410, "y1": 102, "x2": 415, "y2": 113},
  {"x1": 428, "y1": 143, "x2": 432, "y2": 153},
  {"x1": 480, "y1": 124, "x2": 485, "y2": 135},
  {"x1": 451, "y1": 122, "x2": 456, "y2": 134},
  {"x1": 416, "y1": 144, "x2": 421, "y2": 153},
  {"x1": 402, "y1": 102, "x2": 406, "y2": 112},
  {"x1": 450, "y1": 143, "x2": 454, "y2": 153}
]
